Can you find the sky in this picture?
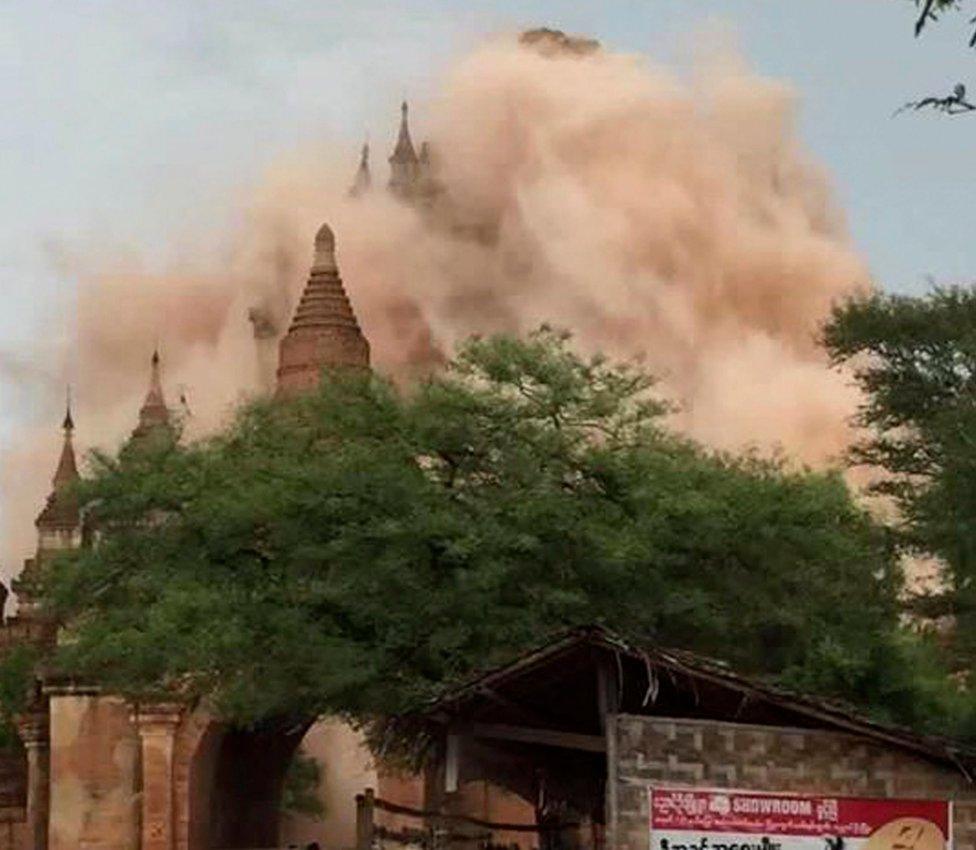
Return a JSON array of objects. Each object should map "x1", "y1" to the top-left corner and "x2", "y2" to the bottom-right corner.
[{"x1": 0, "y1": 0, "x2": 974, "y2": 433}]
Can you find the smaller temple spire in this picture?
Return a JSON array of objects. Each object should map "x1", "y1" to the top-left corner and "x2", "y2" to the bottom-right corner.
[
  {"x1": 131, "y1": 348, "x2": 171, "y2": 441},
  {"x1": 414, "y1": 139, "x2": 440, "y2": 205},
  {"x1": 349, "y1": 140, "x2": 372, "y2": 197}
]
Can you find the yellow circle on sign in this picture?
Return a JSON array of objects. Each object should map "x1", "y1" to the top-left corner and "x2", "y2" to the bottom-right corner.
[{"x1": 863, "y1": 818, "x2": 946, "y2": 850}]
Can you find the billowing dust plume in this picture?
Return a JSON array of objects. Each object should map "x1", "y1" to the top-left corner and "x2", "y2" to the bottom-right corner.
[{"x1": 1, "y1": 29, "x2": 868, "y2": 580}]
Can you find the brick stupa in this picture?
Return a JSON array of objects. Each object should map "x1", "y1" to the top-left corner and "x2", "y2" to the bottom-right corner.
[{"x1": 275, "y1": 223, "x2": 370, "y2": 395}]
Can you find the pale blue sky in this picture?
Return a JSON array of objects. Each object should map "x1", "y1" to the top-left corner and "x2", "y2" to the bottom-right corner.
[{"x1": 0, "y1": 0, "x2": 974, "y2": 432}]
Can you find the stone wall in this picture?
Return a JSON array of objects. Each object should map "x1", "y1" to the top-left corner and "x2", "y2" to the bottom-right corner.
[{"x1": 610, "y1": 715, "x2": 976, "y2": 850}]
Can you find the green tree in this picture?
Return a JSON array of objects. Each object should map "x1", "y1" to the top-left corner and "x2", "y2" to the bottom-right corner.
[
  {"x1": 281, "y1": 747, "x2": 325, "y2": 819},
  {"x1": 823, "y1": 287, "x2": 976, "y2": 668},
  {"x1": 31, "y1": 328, "x2": 956, "y2": 734}
]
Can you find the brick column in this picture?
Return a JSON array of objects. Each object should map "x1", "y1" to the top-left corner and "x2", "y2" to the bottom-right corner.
[
  {"x1": 131, "y1": 704, "x2": 183, "y2": 850},
  {"x1": 15, "y1": 712, "x2": 49, "y2": 850}
]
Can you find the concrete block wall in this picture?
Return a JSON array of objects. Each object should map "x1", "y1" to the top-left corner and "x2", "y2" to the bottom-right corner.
[{"x1": 610, "y1": 715, "x2": 976, "y2": 850}]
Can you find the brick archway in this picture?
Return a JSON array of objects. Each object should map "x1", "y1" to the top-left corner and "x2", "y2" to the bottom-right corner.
[
  {"x1": 174, "y1": 709, "x2": 313, "y2": 850},
  {"x1": 174, "y1": 709, "x2": 214, "y2": 850}
]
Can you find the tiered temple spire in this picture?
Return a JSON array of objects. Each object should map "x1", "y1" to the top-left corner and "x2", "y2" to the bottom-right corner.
[
  {"x1": 350, "y1": 101, "x2": 434, "y2": 202},
  {"x1": 388, "y1": 101, "x2": 420, "y2": 197},
  {"x1": 276, "y1": 223, "x2": 370, "y2": 395}
]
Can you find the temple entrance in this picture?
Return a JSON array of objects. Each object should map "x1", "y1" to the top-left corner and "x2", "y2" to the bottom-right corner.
[{"x1": 186, "y1": 717, "x2": 312, "y2": 850}]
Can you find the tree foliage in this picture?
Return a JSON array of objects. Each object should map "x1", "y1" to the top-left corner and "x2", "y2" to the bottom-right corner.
[
  {"x1": 823, "y1": 287, "x2": 976, "y2": 667},
  {"x1": 29, "y1": 328, "x2": 960, "y2": 735},
  {"x1": 280, "y1": 747, "x2": 325, "y2": 819}
]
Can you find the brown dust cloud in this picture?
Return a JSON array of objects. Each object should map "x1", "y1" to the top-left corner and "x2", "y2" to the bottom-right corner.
[{"x1": 0, "y1": 30, "x2": 869, "y2": 582}]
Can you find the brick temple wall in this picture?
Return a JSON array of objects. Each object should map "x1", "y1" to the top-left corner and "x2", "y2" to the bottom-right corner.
[
  {"x1": 0, "y1": 808, "x2": 25, "y2": 850},
  {"x1": 48, "y1": 693, "x2": 140, "y2": 850},
  {"x1": 610, "y1": 715, "x2": 976, "y2": 850}
]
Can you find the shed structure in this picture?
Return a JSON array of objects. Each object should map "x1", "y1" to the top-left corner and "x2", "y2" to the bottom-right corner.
[{"x1": 374, "y1": 627, "x2": 976, "y2": 850}]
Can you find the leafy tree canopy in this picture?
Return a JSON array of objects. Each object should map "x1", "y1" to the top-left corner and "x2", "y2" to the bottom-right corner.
[
  {"x1": 823, "y1": 287, "x2": 976, "y2": 666},
  {"x1": 30, "y1": 328, "x2": 963, "y2": 736}
]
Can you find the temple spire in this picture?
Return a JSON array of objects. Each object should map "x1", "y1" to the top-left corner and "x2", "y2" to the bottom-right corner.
[
  {"x1": 35, "y1": 396, "x2": 81, "y2": 538},
  {"x1": 392, "y1": 101, "x2": 417, "y2": 162},
  {"x1": 51, "y1": 391, "x2": 78, "y2": 490},
  {"x1": 349, "y1": 141, "x2": 372, "y2": 197},
  {"x1": 13, "y1": 400, "x2": 82, "y2": 617},
  {"x1": 276, "y1": 223, "x2": 370, "y2": 395},
  {"x1": 131, "y1": 348, "x2": 171, "y2": 440},
  {"x1": 389, "y1": 100, "x2": 420, "y2": 197}
]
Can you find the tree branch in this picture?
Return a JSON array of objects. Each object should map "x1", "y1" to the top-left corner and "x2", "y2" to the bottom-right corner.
[{"x1": 916, "y1": 0, "x2": 940, "y2": 36}]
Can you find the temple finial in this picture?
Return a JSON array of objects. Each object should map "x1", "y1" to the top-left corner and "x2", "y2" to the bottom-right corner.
[
  {"x1": 62, "y1": 386, "x2": 74, "y2": 433},
  {"x1": 149, "y1": 347, "x2": 163, "y2": 396},
  {"x1": 313, "y1": 222, "x2": 337, "y2": 271}
]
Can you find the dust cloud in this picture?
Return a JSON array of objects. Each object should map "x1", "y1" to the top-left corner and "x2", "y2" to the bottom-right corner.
[{"x1": 0, "y1": 29, "x2": 868, "y2": 580}]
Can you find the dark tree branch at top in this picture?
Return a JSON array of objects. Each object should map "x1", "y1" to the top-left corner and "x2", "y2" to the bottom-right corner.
[
  {"x1": 915, "y1": 0, "x2": 941, "y2": 36},
  {"x1": 913, "y1": 0, "x2": 976, "y2": 45},
  {"x1": 895, "y1": 83, "x2": 976, "y2": 115}
]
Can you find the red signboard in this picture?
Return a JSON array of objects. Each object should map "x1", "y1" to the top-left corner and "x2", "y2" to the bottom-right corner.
[{"x1": 649, "y1": 788, "x2": 951, "y2": 850}]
